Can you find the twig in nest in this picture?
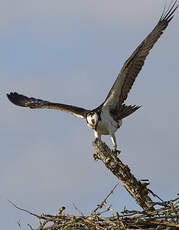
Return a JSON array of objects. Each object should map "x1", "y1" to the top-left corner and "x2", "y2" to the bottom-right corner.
[
  {"x1": 8, "y1": 200, "x2": 45, "y2": 220},
  {"x1": 58, "y1": 206, "x2": 66, "y2": 215},
  {"x1": 72, "y1": 202, "x2": 84, "y2": 216},
  {"x1": 148, "y1": 189, "x2": 164, "y2": 202},
  {"x1": 27, "y1": 224, "x2": 34, "y2": 230},
  {"x1": 89, "y1": 182, "x2": 119, "y2": 216}
]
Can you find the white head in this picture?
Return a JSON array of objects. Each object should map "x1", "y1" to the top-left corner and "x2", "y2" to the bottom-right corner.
[{"x1": 86, "y1": 112, "x2": 98, "y2": 129}]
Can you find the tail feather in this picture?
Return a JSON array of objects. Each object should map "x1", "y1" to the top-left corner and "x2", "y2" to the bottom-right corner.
[
  {"x1": 111, "y1": 104, "x2": 141, "y2": 120},
  {"x1": 119, "y1": 104, "x2": 141, "y2": 120}
]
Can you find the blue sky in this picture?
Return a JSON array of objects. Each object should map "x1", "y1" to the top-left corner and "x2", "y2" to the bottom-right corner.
[{"x1": 1, "y1": 0, "x2": 179, "y2": 229}]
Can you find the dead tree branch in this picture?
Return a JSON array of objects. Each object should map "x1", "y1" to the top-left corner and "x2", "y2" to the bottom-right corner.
[{"x1": 92, "y1": 139, "x2": 154, "y2": 211}]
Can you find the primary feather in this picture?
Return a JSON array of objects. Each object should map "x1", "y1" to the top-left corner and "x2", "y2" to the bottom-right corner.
[
  {"x1": 7, "y1": 92, "x2": 89, "y2": 118},
  {"x1": 103, "y1": 1, "x2": 178, "y2": 110}
]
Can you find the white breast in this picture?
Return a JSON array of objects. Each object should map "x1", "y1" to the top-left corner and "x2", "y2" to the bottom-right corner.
[{"x1": 97, "y1": 108, "x2": 120, "y2": 135}]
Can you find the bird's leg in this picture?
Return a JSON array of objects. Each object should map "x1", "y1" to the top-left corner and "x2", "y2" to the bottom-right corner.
[
  {"x1": 94, "y1": 130, "x2": 101, "y2": 143},
  {"x1": 111, "y1": 135, "x2": 117, "y2": 151},
  {"x1": 111, "y1": 135, "x2": 120, "y2": 154}
]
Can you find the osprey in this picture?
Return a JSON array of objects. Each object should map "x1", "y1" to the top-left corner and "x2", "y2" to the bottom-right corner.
[{"x1": 7, "y1": 2, "x2": 178, "y2": 152}]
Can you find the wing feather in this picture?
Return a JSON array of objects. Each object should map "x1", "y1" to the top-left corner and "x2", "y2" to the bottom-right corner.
[
  {"x1": 103, "y1": 1, "x2": 178, "y2": 109},
  {"x1": 7, "y1": 92, "x2": 89, "y2": 118}
]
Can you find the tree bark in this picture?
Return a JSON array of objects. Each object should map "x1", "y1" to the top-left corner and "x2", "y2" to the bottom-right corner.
[{"x1": 92, "y1": 139, "x2": 154, "y2": 211}]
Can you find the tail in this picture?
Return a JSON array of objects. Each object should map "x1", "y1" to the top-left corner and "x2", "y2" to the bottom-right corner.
[
  {"x1": 111, "y1": 104, "x2": 141, "y2": 120},
  {"x1": 119, "y1": 104, "x2": 141, "y2": 120}
]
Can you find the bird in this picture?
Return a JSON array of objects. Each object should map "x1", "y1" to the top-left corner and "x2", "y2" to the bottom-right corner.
[{"x1": 7, "y1": 1, "x2": 178, "y2": 152}]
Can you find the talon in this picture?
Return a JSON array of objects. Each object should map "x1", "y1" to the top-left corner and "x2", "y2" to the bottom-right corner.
[
  {"x1": 95, "y1": 137, "x2": 100, "y2": 143},
  {"x1": 112, "y1": 149, "x2": 121, "y2": 155},
  {"x1": 93, "y1": 153, "x2": 99, "y2": 160},
  {"x1": 116, "y1": 149, "x2": 121, "y2": 154}
]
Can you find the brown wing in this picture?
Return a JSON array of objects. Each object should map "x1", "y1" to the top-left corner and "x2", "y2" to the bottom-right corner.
[
  {"x1": 7, "y1": 92, "x2": 89, "y2": 118},
  {"x1": 103, "y1": 1, "x2": 178, "y2": 109}
]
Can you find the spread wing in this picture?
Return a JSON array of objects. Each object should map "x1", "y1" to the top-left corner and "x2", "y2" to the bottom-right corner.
[
  {"x1": 7, "y1": 92, "x2": 89, "y2": 118},
  {"x1": 103, "y1": 1, "x2": 178, "y2": 110}
]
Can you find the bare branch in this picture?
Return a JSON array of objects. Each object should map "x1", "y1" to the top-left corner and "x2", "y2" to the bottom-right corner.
[
  {"x1": 72, "y1": 202, "x2": 84, "y2": 216},
  {"x1": 92, "y1": 139, "x2": 154, "y2": 210},
  {"x1": 90, "y1": 182, "x2": 119, "y2": 216}
]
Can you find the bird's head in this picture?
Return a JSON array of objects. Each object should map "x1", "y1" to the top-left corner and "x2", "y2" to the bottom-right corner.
[{"x1": 86, "y1": 112, "x2": 99, "y2": 130}]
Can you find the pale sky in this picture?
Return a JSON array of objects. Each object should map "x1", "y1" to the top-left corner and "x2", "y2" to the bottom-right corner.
[{"x1": 1, "y1": 0, "x2": 179, "y2": 229}]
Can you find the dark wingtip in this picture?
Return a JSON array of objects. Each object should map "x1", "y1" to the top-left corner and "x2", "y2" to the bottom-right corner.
[
  {"x1": 7, "y1": 92, "x2": 12, "y2": 98},
  {"x1": 7, "y1": 92, "x2": 26, "y2": 107},
  {"x1": 160, "y1": 0, "x2": 178, "y2": 22},
  {"x1": 7, "y1": 92, "x2": 16, "y2": 103}
]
